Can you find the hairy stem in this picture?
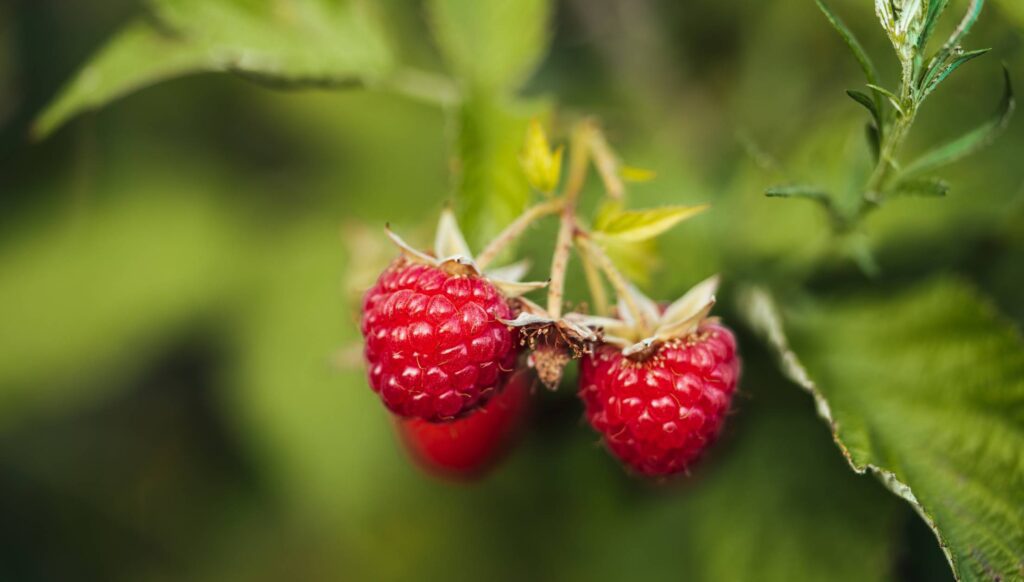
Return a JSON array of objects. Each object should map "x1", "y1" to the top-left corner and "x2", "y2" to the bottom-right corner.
[
  {"x1": 547, "y1": 120, "x2": 594, "y2": 318},
  {"x1": 475, "y1": 198, "x2": 564, "y2": 270}
]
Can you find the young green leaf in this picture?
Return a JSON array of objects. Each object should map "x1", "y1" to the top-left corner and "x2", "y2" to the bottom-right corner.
[
  {"x1": 846, "y1": 89, "x2": 883, "y2": 129},
  {"x1": 34, "y1": 0, "x2": 395, "y2": 139},
  {"x1": 866, "y1": 83, "x2": 906, "y2": 116},
  {"x1": 890, "y1": 176, "x2": 950, "y2": 197},
  {"x1": 742, "y1": 279, "x2": 1024, "y2": 582},
  {"x1": 902, "y1": 66, "x2": 1014, "y2": 178},
  {"x1": 592, "y1": 202, "x2": 709, "y2": 243},
  {"x1": 920, "y1": 0, "x2": 951, "y2": 48},
  {"x1": 428, "y1": 0, "x2": 551, "y2": 92},
  {"x1": 935, "y1": 0, "x2": 985, "y2": 61},
  {"x1": 765, "y1": 184, "x2": 831, "y2": 203},
  {"x1": 918, "y1": 47, "x2": 991, "y2": 102},
  {"x1": 816, "y1": 0, "x2": 884, "y2": 120}
]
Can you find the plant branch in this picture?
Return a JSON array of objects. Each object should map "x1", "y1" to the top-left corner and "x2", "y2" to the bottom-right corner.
[
  {"x1": 475, "y1": 198, "x2": 564, "y2": 270},
  {"x1": 575, "y1": 232, "x2": 648, "y2": 330},
  {"x1": 547, "y1": 120, "x2": 594, "y2": 319},
  {"x1": 579, "y1": 242, "x2": 611, "y2": 316}
]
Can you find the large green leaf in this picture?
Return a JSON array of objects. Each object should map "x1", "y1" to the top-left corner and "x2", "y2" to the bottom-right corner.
[
  {"x1": 428, "y1": 0, "x2": 551, "y2": 92},
  {"x1": 742, "y1": 279, "x2": 1024, "y2": 581},
  {"x1": 453, "y1": 95, "x2": 541, "y2": 248},
  {"x1": 34, "y1": 0, "x2": 394, "y2": 138}
]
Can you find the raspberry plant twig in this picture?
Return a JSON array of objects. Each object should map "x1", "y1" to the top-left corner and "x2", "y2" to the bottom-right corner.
[
  {"x1": 474, "y1": 198, "x2": 564, "y2": 270},
  {"x1": 547, "y1": 120, "x2": 594, "y2": 319}
]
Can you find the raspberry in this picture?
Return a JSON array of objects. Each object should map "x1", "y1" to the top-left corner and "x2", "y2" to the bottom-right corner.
[
  {"x1": 361, "y1": 259, "x2": 519, "y2": 421},
  {"x1": 396, "y1": 369, "x2": 531, "y2": 480},
  {"x1": 579, "y1": 323, "x2": 740, "y2": 476}
]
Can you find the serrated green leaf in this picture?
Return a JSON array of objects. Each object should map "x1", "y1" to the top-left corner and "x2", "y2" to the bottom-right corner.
[
  {"x1": 34, "y1": 0, "x2": 394, "y2": 138},
  {"x1": 919, "y1": 48, "x2": 991, "y2": 102},
  {"x1": 592, "y1": 202, "x2": 709, "y2": 243},
  {"x1": 742, "y1": 279, "x2": 1024, "y2": 582},
  {"x1": 902, "y1": 67, "x2": 1014, "y2": 179},
  {"x1": 428, "y1": 0, "x2": 551, "y2": 91},
  {"x1": 32, "y1": 22, "x2": 218, "y2": 139},
  {"x1": 891, "y1": 176, "x2": 950, "y2": 197}
]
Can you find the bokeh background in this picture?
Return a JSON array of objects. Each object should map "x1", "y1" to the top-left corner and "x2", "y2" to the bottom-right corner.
[{"x1": 2, "y1": 0, "x2": 1023, "y2": 580}]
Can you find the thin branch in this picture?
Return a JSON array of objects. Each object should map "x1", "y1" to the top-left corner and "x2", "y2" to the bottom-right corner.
[
  {"x1": 547, "y1": 120, "x2": 594, "y2": 318},
  {"x1": 475, "y1": 198, "x2": 564, "y2": 270}
]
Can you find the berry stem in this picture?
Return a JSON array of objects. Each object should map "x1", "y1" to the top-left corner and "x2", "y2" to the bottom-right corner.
[
  {"x1": 475, "y1": 198, "x2": 564, "y2": 270},
  {"x1": 575, "y1": 232, "x2": 650, "y2": 330},
  {"x1": 579, "y1": 244, "x2": 610, "y2": 316},
  {"x1": 547, "y1": 120, "x2": 594, "y2": 319}
]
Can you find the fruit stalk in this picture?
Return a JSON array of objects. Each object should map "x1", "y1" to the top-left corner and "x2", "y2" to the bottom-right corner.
[
  {"x1": 475, "y1": 198, "x2": 564, "y2": 270},
  {"x1": 547, "y1": 120, "x2": 594, "y2": 319}
]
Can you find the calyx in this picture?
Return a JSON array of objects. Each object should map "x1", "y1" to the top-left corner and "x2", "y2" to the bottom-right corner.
[
  {"x1": 567, "y1": 275, "x2": 719, "y2": 359},
  {"x1": 385, "y1": 210, "x2": 548, "y2": 298}
]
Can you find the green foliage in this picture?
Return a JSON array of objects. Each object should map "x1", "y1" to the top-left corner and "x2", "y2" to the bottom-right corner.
[
  {"x1": 902, "y1": 67, "x2": 1016, "y2": 179},
  {"x1": 453, "y1": 96, "x2": 541, "y2": 248},
  {"x1": 428, "y1": 0, "x2": 551, "y2": 92},
  {"x1": 0, "y1": 194, "x2": 245, "y2": 429},
  {"x1": 34, "y1": 0, "x2": 394, "y2": 138},
  {"x1": 592, "y1": 201, "x2": 709, "y2": 243},
  {"x1": 743, "y1": 279, "x2": 1024, "y2": 581}
]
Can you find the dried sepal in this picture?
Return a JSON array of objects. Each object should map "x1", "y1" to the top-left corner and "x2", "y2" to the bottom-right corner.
[
  {"x1": 503, "y1": 297, "x2": 598, "y2": 389},
  {"x1": 383, "y1": 210, "x2": 548, "y2": 288},
  {"x1": 572, "y1": 274, "x2": 722, "y2": 361}
]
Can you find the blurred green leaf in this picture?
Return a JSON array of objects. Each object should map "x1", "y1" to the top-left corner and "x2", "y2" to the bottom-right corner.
[
  {"x1": 743, "y1": 279, "x2": 1024, "y2": 582},
  {"x1": 994, "y1": 0, "x2": 1024, "y2": 27},
  {"x1": 34, "y1": 0, "x2": 394, "y2": 138},
  {"x1": 902, "y1": 67, "x2": 1014, "y2": 179},
  {"x1": 454, "y1": 95, "x2": 541, "y2": 248},
  {"x1": 592, "y1": 201, "x2": 709, "y2": 243},
  {"x1": 0, "y1": 195, "x2": 244, "y2": 428},
  {"x1": 846, "y1": 89, "x2": 882, "y2": 129},
  {"x1": 428, "y1": 0, "x2": 551, "y2": 92},
  {"x1": 890, "y1": 176, "x2": 950, "y2": 197},
  {"x1": 814, "y1": 0, "x2": 879, "y2": 87}
]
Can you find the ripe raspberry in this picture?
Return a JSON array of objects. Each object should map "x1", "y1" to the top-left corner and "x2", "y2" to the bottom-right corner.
[
  {"x1": 361, "y1": 260, "x2": 519, "y2": 421},
  {"x1": 396, "y1": 369, "x2": 531, "y2": 480},
  {"x1": 579, "y1": 323, "x2": 739, "y2": 476}
]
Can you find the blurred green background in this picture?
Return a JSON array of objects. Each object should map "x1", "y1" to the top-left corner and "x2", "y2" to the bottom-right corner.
[{"x1": 1, "y1": 0, "x2": 1022, "y2": 580}]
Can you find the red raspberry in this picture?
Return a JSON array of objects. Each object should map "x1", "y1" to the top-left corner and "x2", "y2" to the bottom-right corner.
[
  {"x1": 361, "y1": 259, "x2": 519, "y2": 421},
  {"x1": 396, "y1": 369, "x2": 531, "y2": 480},
  {"x1": 579, "y1": 323, "x2": 740, "y2": 477}
]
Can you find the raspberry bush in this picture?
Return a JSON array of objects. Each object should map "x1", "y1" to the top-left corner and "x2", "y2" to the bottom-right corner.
[{"x1": 22, "y1": 0, "x2": 1023, "y2": 579}]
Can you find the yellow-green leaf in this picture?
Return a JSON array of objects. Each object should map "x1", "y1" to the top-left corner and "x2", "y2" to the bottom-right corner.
[{"x1": 593, "y1": 202, "x2": 709, "y2": 243}]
